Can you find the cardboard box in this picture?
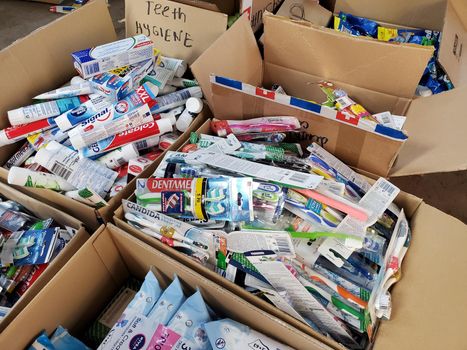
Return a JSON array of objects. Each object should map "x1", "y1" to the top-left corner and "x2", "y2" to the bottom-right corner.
[
  {"x1": 192, "y1": 14, "x2": 421, "y2": 177},
  {"x1": 240, "y1": 0, "x2": 284, "y2": 32},
  {"x1": 332, "y1": 0, "x2": 467, "y2": 88},
  {"x1": 275, "y1": 0, "x2": 333, "y2": 26},
  {"x1": 0, "y1": 224, "x2": 334, "y2": 350},
  {"x1": 125, "y1": 0, "x2": 238, "y2": 64},
  {"x1": 0, "y1": 181, "x2": 88, "y2": 331},
  {"x1": 113, "y1": 118, "x2": 467, "y2": 350},
  {"x1": 0, "y1": 0, "x2": 208, "y2": 231}
]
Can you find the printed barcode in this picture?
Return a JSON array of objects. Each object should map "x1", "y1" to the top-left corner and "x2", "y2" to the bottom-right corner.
[
  {"x1": 275, "y1": 236, "x2": 292, "y2": 254},
  {"x1": 84, "y1": 62, "x2": 100, "y2": 76},
  {"x1": 379, "y1": 180, "x2": 396, "y2": 196},
  {"x1": 51, "y1": 161, "x2": 72, "y2": 180},
  {"x1": 381, "y1": 114, "x2": 391, "y2": 124},
  {"x1": 289, "y1": 172, "x2": 308, "y2": 183},
  {"x1": 116, "y1": 157, "x2": 126, "y2": 166}
]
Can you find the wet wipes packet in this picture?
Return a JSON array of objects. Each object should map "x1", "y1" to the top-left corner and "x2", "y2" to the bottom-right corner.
[
  {"x1": 98, "y1": 270, "x2": 162, "y2": 350},
  {"x1": 29, "y1": 326, "x2": 90, "y2": 350},
  {"x1": 159, "y1": 290, "x2": 213, "y2": 350},
  {"x1": 204, "y1": 318, "x2": 294, "y2": 350},
  {"x1": 146, "y1": 275, "x2": 186, "y2": 328}
]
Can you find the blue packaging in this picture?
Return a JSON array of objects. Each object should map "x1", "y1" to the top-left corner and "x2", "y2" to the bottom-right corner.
[
  {"x1": 335, "y1": 12, "x2": 379, "y2": 37},
  {"x1": 147, "y1": 275, "x2": 186, "y2": 327}
]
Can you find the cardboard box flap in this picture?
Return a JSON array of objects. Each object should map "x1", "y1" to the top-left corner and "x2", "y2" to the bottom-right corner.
[
  {"x1": 0, "y1": 0, "x2": 116, "y2": 131},
  {"x1": 438, "y1": 0, "x2": 467, "y2": 87},
  {"x1": 191, "y1": 14, "x2": 263, "y2": 111},
  {"x1": 390, "y1": 86, "x2": 467, "y2": 177},
  {"x1": 263, "y1": 13, "x2": 433, "y2": 99},
  {"x1": 375, "y1": 202, "x2": 467, "y2": 349},
  {"x1": 275, "y1": 0, "x2": 333, "y2": 27},
  {"x1": 333, "y1": 0, "x2": 447, "y2": 32}
]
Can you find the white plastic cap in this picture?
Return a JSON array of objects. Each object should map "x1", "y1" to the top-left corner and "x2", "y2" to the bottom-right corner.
[
  {"x1": 0, "y1": 130, "x2": 14, "y2": 147},
  {"x1": 7, "y1": 108, "x2": 26, "y2": 126},
  {"x1": 186, "y1": 97, "x2": 203, "y2": 113},
  {"x1": 7, "y1": 166, "x2": 28, "y2": 186},
  {"x1": 175, "y1": 109, "x2": 193, "y2": 132},
  {"x1": 71, "y1": 76, "x2": 86, "y2": 85},
  {"x1": 156, "y1": 117, "x2": 174, "y2": 135}
]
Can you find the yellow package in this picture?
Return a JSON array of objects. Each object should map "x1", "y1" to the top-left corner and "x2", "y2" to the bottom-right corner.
[{"x1": 377, "y1": 27, "x2": 399, "y2": 42}]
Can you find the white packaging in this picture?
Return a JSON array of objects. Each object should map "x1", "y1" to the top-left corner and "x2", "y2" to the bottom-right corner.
[
  {"x1": 34, "y1": 141, "x2": 118, "y2": 196},
  {"x1": 176, "y1": 97, "x2": 203, "y2": 132},
  {"x1": 8, "y1": 167, "x2": 75, "y2": 192},
  {"x1": 160, "y1": 56, "x2": 187, "y2": 78},
  {"x1": 72, "y1": 35, "x2": 154, "y2": 79},
  {"x1": 69, "y1": 104, "x2": 153, "y2": 149},
  {"x1": 96, "y1": 143, "x2": 139, "y2": 169},
  {"x1": 134, "y1": 135, "x2": 160, "y2": 151}
]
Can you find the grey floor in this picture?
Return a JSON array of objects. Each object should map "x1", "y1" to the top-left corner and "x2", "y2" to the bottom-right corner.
[{"x1": 0, "y1": 0, "x2": 465, "y2": 223}]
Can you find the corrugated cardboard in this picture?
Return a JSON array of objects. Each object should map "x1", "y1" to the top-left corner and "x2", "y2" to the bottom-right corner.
[
  {"x1": 113, "y1": 119, "x2": 467, "y2": 350},
  {"x1": 333, "y1": 0, "x2": 467, "y2": 88},
  {"x1": 0, "y1": 0, "x2": 208, "y2": 230},
  {"x1": 275, "y1": 0, "x2": 333, "y2": 26},
  {"x1": 125, "y1": 0, "x2": 232, "y2": 64},
  {"x1": 0, "y1": 224, "x2": 334, "y2": 350},
  {"x1": 240, "y1": 0, "x2": 283, "y2": 32},
  {"x1": 192, "y1": 14, "x2": 412, "y2": 176},
  {"x1": 0, "y1": 181, "x2": 88, "y2": 331},
  {"x1": 28, "y1": 0, "x2": 63, "y2": 4}
]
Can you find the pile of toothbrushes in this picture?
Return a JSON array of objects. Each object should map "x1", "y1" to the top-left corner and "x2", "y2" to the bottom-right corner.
[
  {"x1": 2, "y1": 35, "x2": 204, "y2": 208},
  {"x1": 0, "y1": 196, "x2": 77, "y2": 322},
  {"x1": 123, "y1": 117, "x2": 412, "y2": 349},
  {"x1": 334, "y1": 12, "x2": 453, "y2": 95}
]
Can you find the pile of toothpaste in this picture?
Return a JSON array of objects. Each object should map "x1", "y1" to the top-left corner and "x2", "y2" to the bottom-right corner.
[
  {"x1": 334, "y1": 12, "x2": 453, "y2": 95},
  {"x1": 123, "y1": 117, "x2": 411, "y2": 349},
  {"x1": 0, "y1": 197, "x2": 76, "y2": 321},
  {"x1": 2, "y1": 34, "x2": 203, "y2": 208},
  {"x1": 30, "y1": 270, "x2": 292, "y2": 350}
]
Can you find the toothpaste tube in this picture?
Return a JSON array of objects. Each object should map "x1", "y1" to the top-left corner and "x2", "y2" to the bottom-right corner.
[
  {"x1": 151, "y1": 87, "x2": 203, "y2": 114},
  {"x1": 142, "y1": 66, "x2": 175, "y2": 89},
  {"x1": 3, "y1": 142, "x2": 35, "y2": 169},
  {"x1": 69, "y1": 104, "x2": 154, "y2": 149},
  {"x1": 134, "y1": 135, "x2": 160, "y2": 151},
  {"x1": 33, "y1": 82, "x2": 93, "y2": 100},
  {"x1": 79, "y1": 119, "x2": 173, "y2": 158},
  {"x1": 55, "y1": 93, "x2": 112, "y2": 131},
  {"x1": 128, "y1": 151, "x2": 162, "y2": 176},
  {"x1": 109, "y1": 165, "x2": 128, "y2": 197},
  {"x1": 65, "y1": 187, "x2": 108, "y2": 208},
  {"x1": 0, "y1": 117, "x2": 57, "y2": 146},
  {"x1": 204, "y1": 319, "x2": 294, "y2": 350},
  {"x1": 210, "y1": 117, "x2": 301, "y2": 137},
  {"x1": 169, "y1": 77, "x2": 198, "y2": 88},
  {"x1": 34, "y1": 141, "x2": 118, "y2": 197},
  {"x1": 72, "y1": 35, "x2": 154, "y2": 79},
  {"x1": 69, "y1": 82, "x2": 158, "y2": 136},
  {"x1": 160, "y1": 56, "x2": 187, "y2": 78},
  {"x1": 8, "y1": 96, "x2": 88, "y2": 126},
  {"x1": 96, "y1": 143, "x2": 139, "y2": 169},
  {"x1": 27, "y1": 127, "x2": 68, "y2": 150},
  {"x1": 8, "y1": 166, "x2": 75, "y2": 191},
  {"x1": 109, "y1": 58, "x2": 154, "y2": 87}
]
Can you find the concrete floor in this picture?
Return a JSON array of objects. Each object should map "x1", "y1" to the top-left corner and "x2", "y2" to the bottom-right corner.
[{"x1": 0, "y1": 0, "x2": 466, "y2": 224}]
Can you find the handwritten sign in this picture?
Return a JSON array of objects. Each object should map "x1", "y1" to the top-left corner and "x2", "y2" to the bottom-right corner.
[
  {"x1": 241, "y1": 0, "x2": 283, "y2": 32},
  {"x1": 126, "y1": 0, "x2": 228, "y2": 64}
]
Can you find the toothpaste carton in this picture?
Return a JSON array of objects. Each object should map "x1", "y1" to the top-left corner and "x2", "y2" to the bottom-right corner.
[{"x1": 72, "y1": 35, "x2": 154, "y2": 79}]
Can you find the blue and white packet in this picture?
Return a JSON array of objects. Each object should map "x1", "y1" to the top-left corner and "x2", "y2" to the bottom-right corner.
[
  {"x1": 147, "y1": 275, "x2": 186, "y2": 327},
  {"x1": 203, "y1": 319, "x2": 294, "y2": 350}
]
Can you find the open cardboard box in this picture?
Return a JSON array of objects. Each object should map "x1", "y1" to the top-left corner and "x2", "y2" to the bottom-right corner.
[
  {"x1": 192, "y1": 14, "x2": 467, "y2": 220},
  {"x1": 0, "y1": 181, "x2": 88, "y2": 332},
  {"x1": 0, "y1": 0, "x2": 208, "y2": 231},
  {"x1": 0, "y1": 224, "x2": 334, "y2": 350},
  {"x1": 331, "y1": 0, "x2": 467, "y2": 88},
  {"x1": 191, "y1": 14, "x2": 430, "y2": 177},
  {"x1": 113, "y1": 118, "x2": 467, "y2": 350}
]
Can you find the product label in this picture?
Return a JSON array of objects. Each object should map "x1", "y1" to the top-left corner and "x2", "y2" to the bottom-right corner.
[{"x1": 187, "y1": 152, "x2": 322, "y2": 189}]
